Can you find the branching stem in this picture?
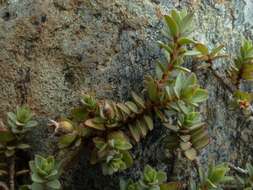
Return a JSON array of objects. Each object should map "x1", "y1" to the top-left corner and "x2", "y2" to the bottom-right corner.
[
  {"x1": 0, "y1": 181, "x2": 9, "y2": 190},
  {"x1": 9, "y1": 157, "x2": 15, "y2": 190},
  {"x1": 228, "y1": 163, "x2": 248, "y2": 174}
]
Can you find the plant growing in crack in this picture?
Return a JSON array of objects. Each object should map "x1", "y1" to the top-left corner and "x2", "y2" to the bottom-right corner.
[
  {"x1": 120, "y1": 165, "x2": 182, "y2": 190},
  {"x1": 0, "y1": 106, "x2": 37, "y2": 190},
  {"x1": 54, "y1": 9, "x2": 209, "y2": 177}
]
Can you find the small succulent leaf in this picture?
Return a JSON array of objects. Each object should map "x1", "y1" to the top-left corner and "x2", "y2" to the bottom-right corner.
[
  {"x1": 191, "y1": 129, "x2": 208, "y2": 145},
  {"x1": 174, "y1": 66, "x2": 191, "y2": 73},
  {"x1": 189, "y1": 122, "x2": 206, "y2": 131},
  {"x1": 31, "y1": 173, "x2": 46, "y2": 183},
  {"x1": 210, "y1": 44, "x2": 224, "y2": 57},
  {"x1": 181, "y1": 12, "x2": 194, "y2": 34},
  {"x1": 164, "y1": 15, "x2": 179, "y2": 37},
  {"x1": 31, "y1": 183, "x2": 44, "y2": 190},
  {"x1": 143, "y1": 115, "x2": 154, "y2": 131},
  {"x1": 174, "y1": 72, "x2": 185, "y2": 96},
  {"x1": 26, "y1": 120, "x2": 38, "y2": 128},
  {"x1": 157, "y1": 171, "x2": 167, "y2": 184},
  {"x1": 156, "y1": 61, "x2": 167, "y2": 79},
  {"x1": 160, "y1": 182, "x2": 182, "y2": 190},
  {"x1": 70, "y1": 107, "x2": 88, "y2": 122},
  {"x1": 137, "y1": 120, "x2": 148, "y2": 138},
  {"x1": 129, "y1": 124, "x2": 140, "y2": 142},
  {"x1": 195, "y1": 43, "x2": 209, "y2": 55},
  {"x1": 158, "y1": 41, "x2": 173, "y2": 54},
  {"x1": 46, "y1": 180, "x2": 61, "y2": 190},
  {"x1": 84, "y1": 117, "x2": 105, "y2": 131},
  {"x1": 180, "y1": 135, "x2": 191, "y2": 142},
  {"x1": 121, "y1": 151, "x2": 133, "y2": 168},
  {"x1": 93, "y1": 137, "x2": 106, "y2": 150},
  {"x1": 117, "y1": 103, "x2": 132, "y2": 115},
  {"x1": 246, "y1": 163, "x2": 253, "y2": 176},
  {"x1": 131, "y1": 92, "x2": 145, "y2": 109},
  {"x1": 145, "y1": 76, "x2": 159, "y2": 102},
  {"x1": 163, "y1": 123, "x2": 180, "y2": 132},
  {"x1": 17, "y1": 143, "x2": 31, "y2": 149},
  {"x1": 0, "y1": 130, "x2": 15, "y2": 142},
  {"x1": 111, "y1": 139, "x2": 132, "y2": 151},
  {"x1": 184, "y1": 50, "x2": 202, "y2": 56},
  {"x1": 5, "y1": 149, "x2": 15, "y2": 157},
  {"x1": 180, "y1": 141, "x2": 192, "y2": 151},
  {"x1": 125, "y1": 101, "x2": 139, "y2": 114},
  {"x1": 192, "y1": 135, "x2": 209, "y2": 150},
  {"x1": 171, "y1": 10, "x2": 182, "y2": 28},
  {"x1": 58, "y1": 133, "x2": 77, "y2": 149},
  {"x1": 184, "y1": 148, "x2": 197, "y2": 160},
  {"x1": 178, "y1": 38, "x2": 195, "y2": 46},
  {"x1": 191, "y1": 89, "x2": 208, "y2": 103}
]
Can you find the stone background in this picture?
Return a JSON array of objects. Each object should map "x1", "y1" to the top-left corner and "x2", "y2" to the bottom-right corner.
[{"x1": 0, "y1": 0, "x2": 252, "y2": 189}]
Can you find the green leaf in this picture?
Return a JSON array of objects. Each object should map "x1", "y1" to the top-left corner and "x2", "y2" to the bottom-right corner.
[
  {"x1": 171, "y1": 10, "x2": 182, "y2": 27},
  {"x1": 157, "y1": 171, "x2": 167, "y2": 183},
  {"x1": 195, "y1": 43, "x2": 209, "y2": 55},
  {"x1": 164, "y1": 15, "x2": 179, "y2": 37},
  {"x1": 143, "y1": 115, "x2": 154, "y2": 131},
  {"x1": 129, "y1": 124, "x2": 140, "y2": 142},
  {"x1": 192, "y1": 89, "x2": 208, "y2": 103},
  {"x1": 121, "y1": 151, "x2": 133, "y2": 168},
  {"x1": 17, "y1": 143, "x2": 31, "y2": 149},
  {"x1": 31, "y1": 183, "x2": 44, "y2": 190},
  {"x1": 160, "y1": 182, "x2": 182, "y2": 190},
  {"x1": 0, "y1": 130, "x2": 15, "y2": 142},
  {"x1": 184, "y1": 50, "x2": 201, "y2": 56},
  {"x1": 131, "y1": 92, "x2": 145, "y2": 109},
  {"x1": 125, "y1": 101, "x2": 139, "y2": 114},
  {"x1": 5, "y1": 149, "x2": 15, "y2": 157},
  {"x1": 31, "y1": 173, "x2": 45, "y2": 183},
  {"x1": 174, "y1": 72, "x2": 185, "y2": 95},
  {"x1": 26, "y1": 120, "x2": 38, "y2": 128},
  {"x1": 178, "y1": 38, "x2": 195, "y2": 46},
  {"x1": 70, "y1": 107, "x2": 88, "y2": 122},
  {"x1": 184, "y1": 148, "x2": 197, "y2": 160},
  {"x1": 110, "y1": 139, "x2": 132, "y2": 150},
  {"x1": 46, "y1": 180, "x2": 61, "y2": 189},
  {"x1": 181, "y1": 12, "x2": 194, "y2": 34},
  {"x1": 246, "y1": 163, "x2": 253, "y2": 176},
  {"x1": 58, "y1": 133, "x2": 77, "y2": 149},
  {"x1": 210, "y1": 44, "x2": 224, "y2": 57},
  {"x1": 117, "y1": 103, "x2": 131, "y2": 115},
  {"x1": 174, "y1": 66, "x2": 191, "y2": 73},
  {"x1": 145, "y1": 76, "x2": 159, "y2": 102},
  {"x1": 180, "y1": 142, "x2": 192, "y2": 151},
  {"x1": 158, "y1": 41, "x2": 173, "y2": 54},
  {"x1": 84, "y1": 117, "x2": 105, "y2": 131}
]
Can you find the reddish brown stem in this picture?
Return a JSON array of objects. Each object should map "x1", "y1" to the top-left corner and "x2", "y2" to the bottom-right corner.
[{"x1": 9, "y1": 157, "x2": 15, "y2": 190}]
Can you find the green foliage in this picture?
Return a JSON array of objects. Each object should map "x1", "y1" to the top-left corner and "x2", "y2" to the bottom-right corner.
[
  {"x1": 29, "y1": 155, "x2": 61, "y2": 190},
  {"x1": 228, "y1": 39, "x2": 253, "y2": 83},
  {"x1": 236, "y1": 163, "x2": 253, "y2": 189},
  {"x1": 189, "y1": 43, "x2": 227, "y2": 64},
  {"x1": 0, "y1": 106, "x2": 37, "y2": 157},
  {"x1": 120, "y1": 165, "x2": 182, "y2": 190},
  {"x1": 190, "y1": 163, "x2": 233, "y2": 190},
  {"x1": 53, "y1": 9, "x2": 210, "y2": 175},
  {"x1": 139, "y1": 165, "x2": 167, "y2": 189},
  {"x1": 91, "y1": 131, "x2": 133, "y2": 175},
  {"x1": 7, "y1": 106, "x2": 37, "y2": 135}
]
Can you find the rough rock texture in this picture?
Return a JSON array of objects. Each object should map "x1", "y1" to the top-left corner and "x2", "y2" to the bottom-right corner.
[{"x1": 0, "y1": 0, "x2": 252, "y2": 189}]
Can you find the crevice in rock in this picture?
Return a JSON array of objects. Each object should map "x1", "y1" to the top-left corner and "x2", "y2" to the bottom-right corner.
[{"x1": 14, "y1": 67, "x2": 31, "y2": 105}]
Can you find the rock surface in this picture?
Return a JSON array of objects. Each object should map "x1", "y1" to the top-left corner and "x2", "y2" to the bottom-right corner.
[{"x1": 0, "y1": 0, "x2": 252, "y2": 189}]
